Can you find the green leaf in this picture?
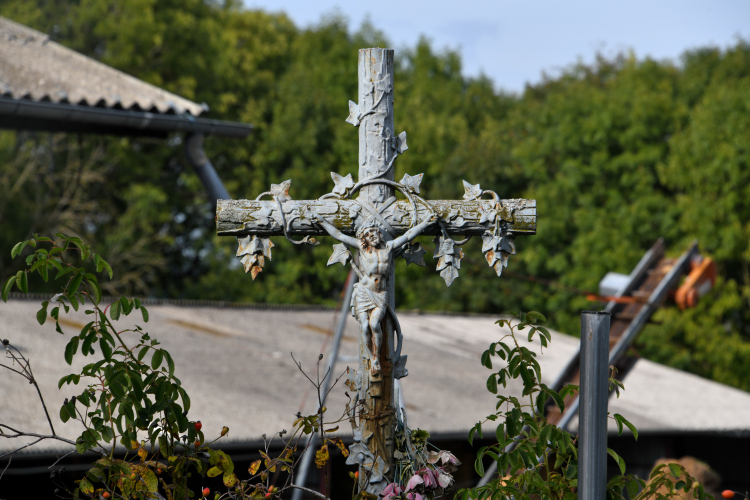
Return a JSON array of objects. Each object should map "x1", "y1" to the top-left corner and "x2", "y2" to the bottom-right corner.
[
  {"x1": 164, "y1": 350, "x2": 175, "y2": 377},
  {"x1": 151, "y1": 349, "x2": 163, "y2": 370},
  {"x1": 69, "y1": 273, "x2": 83, "y2": 294},
  {"x1": 37, "y1": 301, "x2": 49, "y2": 325},
  {"x1": 527, "y1": 311, "x2": 547, "y2": 323},
  {"x1": 207, "y1": 466, "x2": 222, "y2": 477},
  {"x1": 17, "y1": 271, "x2": 28, "y2": 293},
  {"x1": 2, "y1": 275, "x2": 15, "y2": 302},
  {"x1": 486, "y1": 374, "x2": 498, "y2": 394},
  {"x1": 474, "y1": 456, "x2": 485, "y2": 477},
  {"x1": 549, "y1": 389, "x2": 565, "y2": 413},
  {"x1": 101, "y1": 260, "x2": 113, "y2": 280},
  {"x1": 495, "y1": 423, "x2": 505, "y2": 443},
  {"x1": 137, "y1": 346, "x2": 149, "y2": 362},
  {"x1": 614, "y1": 413, "x2": 638, "y2": 441},
  {"x1": 668, "y1": 463, "x2": 682, "y2": 478},
  {"x1": 64, "y1": 337, "x2": 79, "y2": 365},
  {"x1": 607, "y1": 448, "x2": 626, "y2": 474},
  {"x1": 110, "y1": 299, "x2": 121, "y2": 320},
  {"x1": 121, "y1": 297, "x2": 133, "y2": 315},
  {"x1": 11, "y1": 241, "x2": 27, "y2": 258},
  {"x1": 141, "y1": 305, "x2": 149, "y2": 322},
  {"x1": 100, "y1": 426, "x2": 114, "y2": 443},
  {"x1": 481, "y1": 350, "x2": 492, "y2": 369},
  {"x1": 99, "y1": 338, "x2": 112, "y2": 361},
  {"x1": 60, "y1": 404, "x2": 71, "y2": 423},
  {"x1": 79, "y1": 477, "x2": 94, "y2": 495},
  {"x1": 86, "y1": 277, "x2": 102, "y2": 304}
]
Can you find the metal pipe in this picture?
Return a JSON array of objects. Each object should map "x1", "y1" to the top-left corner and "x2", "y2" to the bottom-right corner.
[
  {"x1": 578, "y1": 311, "x2": 610, "y2": 500},
  {"x1": 292, "y1": 270, "x2": 356, "y2": 500},
  {"x1": 184, "y1": 132, "x2": 230, "y2": 209}
]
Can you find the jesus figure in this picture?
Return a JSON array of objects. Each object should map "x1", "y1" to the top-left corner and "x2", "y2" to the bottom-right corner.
[{"x1": 310, "y1": 213, "x2": 437, "y2": 376}]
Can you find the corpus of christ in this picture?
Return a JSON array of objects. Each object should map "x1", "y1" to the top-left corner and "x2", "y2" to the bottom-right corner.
[{"x1": 216, "y1": 48, "x2": 536, "y2": 494}]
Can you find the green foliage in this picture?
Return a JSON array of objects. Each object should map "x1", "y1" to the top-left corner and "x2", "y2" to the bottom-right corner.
[
  {"x1": 1, "y1": 3, "x2": 749, "y2": 392},
  {"x1": 459, "y1": 312, "x2": 713, "y2": 500},
  {"x1": 3, "y1": 233, "x2": 352, "y2": 499}
]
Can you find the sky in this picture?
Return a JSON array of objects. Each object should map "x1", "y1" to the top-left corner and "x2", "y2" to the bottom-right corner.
[{"x1": 244, "y1": 0, "x2": 750, "y2": 93}]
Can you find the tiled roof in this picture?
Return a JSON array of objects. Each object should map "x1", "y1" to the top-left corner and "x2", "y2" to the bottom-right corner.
[{"x1": 0, "y1": 16, "x2": 206, "y2": 116}]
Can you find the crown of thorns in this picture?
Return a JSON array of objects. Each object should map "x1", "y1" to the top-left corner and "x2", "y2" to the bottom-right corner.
[{"x1": 356, "y1": 220, "x2": 384, "y2": 237}]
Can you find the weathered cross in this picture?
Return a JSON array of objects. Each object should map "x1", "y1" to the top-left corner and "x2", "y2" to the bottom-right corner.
[{"x1": 216, "y1": 48, "x2": 536, "y2": 494}]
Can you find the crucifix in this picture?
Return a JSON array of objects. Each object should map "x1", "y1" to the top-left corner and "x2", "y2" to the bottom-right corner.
[{"x1": 216, "y1": 48, "x2": 536, "y2": 495}]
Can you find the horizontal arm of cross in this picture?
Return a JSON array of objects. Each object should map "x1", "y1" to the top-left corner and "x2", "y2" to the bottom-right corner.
[{"x1": 216, "y1": 198, "x2": 536, "y2": 237}]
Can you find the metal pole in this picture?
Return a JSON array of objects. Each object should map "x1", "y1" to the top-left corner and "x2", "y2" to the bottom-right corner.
[
  {"x1": 578, "y1": 311, "x2": 610, "y2": 500},
  {"x1": 292, "y1": 270, "x2": 356, "y2": 500},
  {"x1": 184, "y1": 132, "x2": 231, "y2": 211}
]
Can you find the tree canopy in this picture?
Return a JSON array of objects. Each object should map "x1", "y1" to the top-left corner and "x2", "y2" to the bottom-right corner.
[{"x1": 1, "y1": 1, "x2": 749, "y2": 390}]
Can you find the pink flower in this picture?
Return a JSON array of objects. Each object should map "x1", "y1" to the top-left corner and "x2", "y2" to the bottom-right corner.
[
  {"x1": 381, "y1": 482, "x2": 402, "y2": 499},
  {"x1": 439, "y1": 451, "x2": 460, "y2": 466},
  {"x1": 405, "y1": 474, "x2": 424, "y2": 492},
  {"x1": 438, "y1": 472, "x2": 454, "y2": 489},
  {"x1": 406, "y1": 493, "x2": 424, "y2": 500}
]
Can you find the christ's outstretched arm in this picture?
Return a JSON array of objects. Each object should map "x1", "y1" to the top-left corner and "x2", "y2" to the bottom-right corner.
[
  {"x1": 309, "y1": 212, "x2": 360, "y2": 248},
  {"x1": 387, "y1": 214, "x2": 437, "y2": 250}
]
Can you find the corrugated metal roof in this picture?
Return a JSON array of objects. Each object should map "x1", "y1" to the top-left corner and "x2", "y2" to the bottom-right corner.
[
  {"x1": 3, "y1": 299, "x2": 750, "y2": 456},
  {"x1": 0, "y1": 16, "x2": 206, "y2": 116}
]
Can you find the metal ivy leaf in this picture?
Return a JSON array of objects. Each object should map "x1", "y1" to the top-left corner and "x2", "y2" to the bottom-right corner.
[
  {"x1": 345, "y1": 100, "x2": 361, "y2": 126},
  {"x1": 375, "y1": 72, "x2": 392, "y2": 93},
  {"x1": 237, "y1": 236, "x2": 274, "y2": 280},
  {"x1": 463, "y1": 180, "x2": 482, "y2": 201},
  {"x1": 480, "y1": 205, "x2": 498, "y2": 224},
  {"x1": 433, "y1": 236, "x2": 463, "y2": 286},
  {"x1": 402, "y1": 242, "x2": 426, "y2": 267},
  {"x1": 390, "y1": 206, "x2": 406, "y2": 223},
  {"x1": 327, "y1": 243, "x2": 352, "y2": 267},
  {"x1": 481, "y1": 231, "x2": 515, "y2": 276},
  {"x1": 331, "y1": 172, "x2": 354, "y2": 195},
  {"x1": 440, "y1": 266, "x2": 460, "y2": 287},
  {"x1": 447, "y1": 208, "x2": 467, "y2": 227},
  {"x1": 396, "y1": 131, "x2": 408, "y2": 154},
  {"x1": 270, "y1": 179, "x2": 292, "y2": 202},
  {"x1": 237, "y1": 235, "x2": 273, "y2": 260},
  {"x1": 253, "y1": 206, "x2": 273, "y2": 226},
  {"x1": 399, "y1": 173, "x2": 423, "y2": 194}
]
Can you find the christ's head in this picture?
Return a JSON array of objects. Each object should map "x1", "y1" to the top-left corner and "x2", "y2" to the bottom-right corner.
[{"x1": 360, "y1": 227, "x2": 383, "y2": 251}]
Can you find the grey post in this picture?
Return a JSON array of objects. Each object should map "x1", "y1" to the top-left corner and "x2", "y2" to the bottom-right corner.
[{"x1": 578, "y1": 311, "x2": 610, "y2": 500}]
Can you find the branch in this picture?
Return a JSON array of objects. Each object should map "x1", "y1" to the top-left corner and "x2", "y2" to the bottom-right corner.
[{"x1": 283, "y1": 484, "x2": 331, "y2": 500}]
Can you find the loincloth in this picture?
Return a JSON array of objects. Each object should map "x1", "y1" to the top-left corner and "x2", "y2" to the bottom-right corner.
[{"x1": 351, "y1": 283, "x2": 386, "y2": 317}]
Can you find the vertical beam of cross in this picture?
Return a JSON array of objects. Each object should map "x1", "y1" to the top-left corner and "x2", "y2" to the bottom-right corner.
[{"x1": 351, "y1": 47, "x2": 398, "y2": 492}]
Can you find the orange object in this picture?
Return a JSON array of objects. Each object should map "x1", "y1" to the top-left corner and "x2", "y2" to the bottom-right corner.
[
  {"x1": 721, "y1": 491, "x2": 735, "y2": 499},
  {"x1": 675, "y1": 256, "x2": 717, "y2": 309},
  {"x1": 586, "y1": 294, "x2": 642, "y2": 304}
]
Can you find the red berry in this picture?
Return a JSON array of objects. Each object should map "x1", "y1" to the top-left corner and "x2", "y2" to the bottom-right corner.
[
  {"x1": 722, "y1": 492, "x2": 735, "y2": 499},
  {"x1": 194, "y1": 440, "x2": 201, "y2": 447},
  {"x1": 268, "y1": 486, "x2": 275, "y2": 492},
  {"x1": 156, "y1": 469, "x2": 162, "y2": 475},
  {"x1": 264, "y1": 495, "x2": 271, "y2": 499},
  {"x1": 354, "y1": 471, "x2": 359, "y2": 479},
  {"x1": 102, "y1": 493, "x2": 111, "y2": 499},
  {"x1": 195, "y1": 421, "x2": 202, "y2": 431},
  {"x1": 202, "y1": 487, "x2": 210, "y2": 497}
]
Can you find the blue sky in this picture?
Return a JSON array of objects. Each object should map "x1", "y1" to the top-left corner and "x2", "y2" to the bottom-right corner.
[{"x1": 244, "y1": 0, "x2": 749, "y2": 93}]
